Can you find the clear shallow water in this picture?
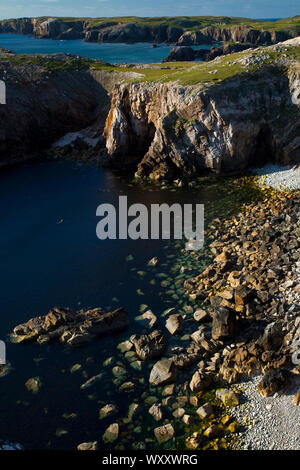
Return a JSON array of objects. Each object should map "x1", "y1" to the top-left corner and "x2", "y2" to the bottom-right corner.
[
  {"x1": 0, "y1": 33, "x2": 215, "y2": 64},
  {"x1": 0, "y1": 159, "x2": 259, "y2": 449}
]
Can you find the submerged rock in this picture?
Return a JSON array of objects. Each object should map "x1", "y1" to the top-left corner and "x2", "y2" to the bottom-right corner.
[
  {"x1": 25, "y1": 377, "x2": 42, "y2": 394},
  {"x1": 165, "y1": 314, "x2": 184, "y2": 335},
  {"x1": 77, "y1": 441, "x2": 98, "y2": 450},
  {"x1": 99, "y1": 403, "x2": 118, "y2": 420},
  {"x1": 130, "y1": 330, "x2": 165, "y2": 360},
  {"x1": 102, "y1": 423, "x2": 119, "y2": 443},
  {"x1": 154, "y1": 423, "x2": 174, "y2": 443},
  {"x1": 149, "y1": 358, "x2": 178, "y2": 386}
]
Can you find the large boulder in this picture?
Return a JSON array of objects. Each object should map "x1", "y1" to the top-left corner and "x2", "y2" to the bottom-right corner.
[
  {"x1": 165, "y1": 314, "x2": 184, "y2": 335},
  {"x1": 211, "y1": 307, "x2": 236, "y2": 340},
  {"x1": 11, "y1": 307, "x2": 129, "y2": 345},
  {"x1": 130, "y1": 330, "x2": 165, "y2": 360},
  {"x1": 149, "y1": 359, "x2": 178, "y2": 386}
]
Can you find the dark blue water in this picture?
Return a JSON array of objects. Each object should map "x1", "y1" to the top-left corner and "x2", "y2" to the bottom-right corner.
[
  {"x1": 0, "y1": 158, "x2": 255, "y2": 450},
  {"x1": 0, "y1": 33, "x2": 215, "y2": 64}
]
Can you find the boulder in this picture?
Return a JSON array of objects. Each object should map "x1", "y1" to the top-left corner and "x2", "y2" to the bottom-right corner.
[
  {"x1": 77, "y1": 441, "x2": 98, "y2": 450},
  {"x1": 211, "y1": 307, "x2": 236, "y2": 340},
  {"x1": 216, "y1": 389, "x2": 239, "y2": 406},
  {"x1": 196, "y1": 402, "x2": 214, "y2": 419},
  {"x1": 149, "y1": 358, "x2": 178, "y2": 386},
  {"x1": 260, "y1": 322, "x2": 284, "y2": 352},
  {"x1": 102, "y1": 423, "x2": 119, "y2": 443},
  {"x1": 99, "y1": 404, "x2": 118, "y2": 420},
  {"x1": 12, "y1": 307, "x2": 129, "y2": 345},
  {"x1": 194, "y1": 309, "x2": 210, "y2": 323},
  {"x1": 154, "y1": 424, "x2": 174, "y2": 443},
  {"x1": 25, "y1": 377, "x2": 42, "y2": 394},
  {"x1": 149, "y1": 403, "x2": 163, "y2": 421},
  {"x1": 165, "y1": 314, "x2": 184, "y2": 335},
  {"x1": 189, "y1": 371, "x2": 211, "y2": 392},
  {"x1": 162, "y1": 46, "x2": 195, "y2": 63},
  {"x1": 257, "y1": 369, "x2": 291, "y2": 397},
  {"x1": 130, "y1": 330, "x2": 165, "y2": 360},
  {"x1": 135, "y1": 310, "x2": 157, "y2": 329}
]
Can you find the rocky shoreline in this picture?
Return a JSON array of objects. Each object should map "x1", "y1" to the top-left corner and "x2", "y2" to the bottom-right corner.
[{"x1": 9, "y1": 186, "x2": 300, "y2": 450}]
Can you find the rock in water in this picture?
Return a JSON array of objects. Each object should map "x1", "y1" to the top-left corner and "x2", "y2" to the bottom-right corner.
[
  {"x1": 130, "y1": 330, "x2": 165, "y2": 360},
  {"x1": 149, "y1": 359, "x2": 178, "y2": 386},
  {"x1": 211, "y1": 307, "x2": 236, "y2": 340},
  {"x1": 11, "y1": 307, "x2": 129, "y2": 345},
  {"x1": 165, "y1": 314, "x2": 184, "y2": 335},
  {"x1": 154, "y1": 424, "x2": 174, "y2": 443},
  {"x1": 77, "y1": 441, "x2": 98, "y2": 450},
  {"x1": 102, "y1": 423, "x2": 119, "y2": 443},
  {"x1": 25, "y1": 377, "x2": 42, "y2": 394}
]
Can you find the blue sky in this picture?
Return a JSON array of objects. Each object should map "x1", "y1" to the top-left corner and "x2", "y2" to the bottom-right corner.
[{"x1": 0, "y1": 0, "x2": 299, "y2": 20}]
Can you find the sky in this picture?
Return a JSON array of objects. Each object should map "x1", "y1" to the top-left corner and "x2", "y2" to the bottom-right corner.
[{"x1": 0, "y1": 0, "x2": 299, "y2": 21}]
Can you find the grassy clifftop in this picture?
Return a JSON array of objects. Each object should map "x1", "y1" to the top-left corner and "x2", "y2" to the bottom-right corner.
[
  {"x1": 1, "y1": 15, "x2": 300, "y2": 33},
  {"x1": 1, "y1": 38, "x2": 299, "y2": 86}
]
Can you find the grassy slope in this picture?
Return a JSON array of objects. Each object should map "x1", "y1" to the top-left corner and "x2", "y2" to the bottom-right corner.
[{"x1": 1, "y1": 44, "x2": 299, "y2": 86}]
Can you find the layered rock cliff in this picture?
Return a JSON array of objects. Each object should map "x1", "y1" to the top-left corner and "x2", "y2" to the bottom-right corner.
[
  {"x1": 0, "y1": 17, "x2": 299, "y2": 46},
  {"x1": 104, "y1": 40, "x2": 300, "y2": 179}
]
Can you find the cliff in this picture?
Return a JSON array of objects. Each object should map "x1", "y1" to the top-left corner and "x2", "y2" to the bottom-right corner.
[
  {"x1": 0, "y1": 39, "x2": 299, "y2": 176},
  {"x1": 104, "y1": 39, "x2": 300, "y2": 179},
  {"x1": 0, "y1": 50, "x2": 139, "y2": 166},
  {"x1": 0, "y1": 16, "x2": 299, "y2": 46}
]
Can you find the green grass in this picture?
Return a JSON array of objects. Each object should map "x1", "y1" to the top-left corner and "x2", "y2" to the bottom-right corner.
[{"x1": 1, "y1": 41, "x2": 299, "y2": 86}]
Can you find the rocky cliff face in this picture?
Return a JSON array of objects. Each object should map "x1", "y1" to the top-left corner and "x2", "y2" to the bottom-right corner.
[
  {"x1": 104, "y1": 42, "x2": 300, "y2": 179},
  {"x1": 0, "y1": 17, "x2": 297, "y2": 46},
  {"x1": 0, "y1": 51, "x2": 139, "y2": 166}
]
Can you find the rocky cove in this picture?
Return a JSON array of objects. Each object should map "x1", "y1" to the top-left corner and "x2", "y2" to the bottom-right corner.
[{"x1": 0, "y1": 34, "x2": 299, "y2": 451}]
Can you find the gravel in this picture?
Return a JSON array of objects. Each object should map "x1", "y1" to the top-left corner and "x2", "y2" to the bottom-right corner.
[
  {"x1": 250, "y1": 164, "x2": 300, "y2": 191},
  {"x1": 231, "y1": 375, "x2": 300, "y2": 450}
]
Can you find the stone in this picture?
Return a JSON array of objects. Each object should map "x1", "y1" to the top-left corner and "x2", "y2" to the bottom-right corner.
[
  {"x1": 154, "y1": 424, "x2": 174, "y2": 443},
  {"x1": 257, "y1": 369, "x2": 291, "y2": 397},
  {"x1": 196, "y1": 402, "x2": 214, "y2": 419},
  {"x1": 193, "y1": 309, "x2": 210, "y2": 323},
  {"x1": 12, "y1": 307, "x2": 129, "y2": 345},
  {"x1": 130, "y1": 330, "x2": 165, "y2": 361},
  {"x1": 128, "y1": 403, "x2": 142, "y2": 421},
  {"x1": 182, "y1": 414, "x2": 194, "y2": 425},
  {"x1": 149, "y1": 359, "x2": 178, "y2": 386},
  {"x1": 190, "y1": 395, "x2": 201, "y2": 407},
  {"x1": 293, "y1": 389, "x2": 300, "y2": 405},
  {"x1": 203, "y1": 424, "x2": 219, "y2": 438},
  {"x1": 149, "y1": 403, "x2": 163, "y2": 421},
  {"x1": 165, "y1": 314, "x2": 184, "y2": 335},
  {"x1": 227, "y1": 421, "x2": 239, "y2": 433},
  {"x1": 148, "y1": 257, "x2": 159, "y2": 266},
  {"x1": 260, "y1": 322, "x2": 283, "y2": 352},
  {"x1": 172, "y1": 407, "x2": 185, "y2": 418},
  {"x1": 25, "y1": 377, "x2": 42, "y2": 394},
  {"x1": 77, "y1": 441, "x2": 98, "y2": 450},
  {"x1": 117, "y1": 341, "x2": 133, "y2": 353},
  {"x1": 136, "y1": 310, "x2": 157, "y2": 329},
  {"x1": 189, "y1": 371, "x2": 211, "y2": 392},
  {"x1": 211, "y1": 307, "x2": 236, "y2": 340},
  {"x1": 102, "y1": 423, "x2": 119, "y2": 443},
  {"x1": 186, "y1": 432, "x2": 201, "y2": 450},
  {"x1": 216, "y1": 389, "x2": 239, "y2": 407},
  {"x1": 80, "y1": 373, "x2": 103, "y2": 390},
  {"x1": 99, "y1": 403, "x2": 118, "y2": 420}
]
